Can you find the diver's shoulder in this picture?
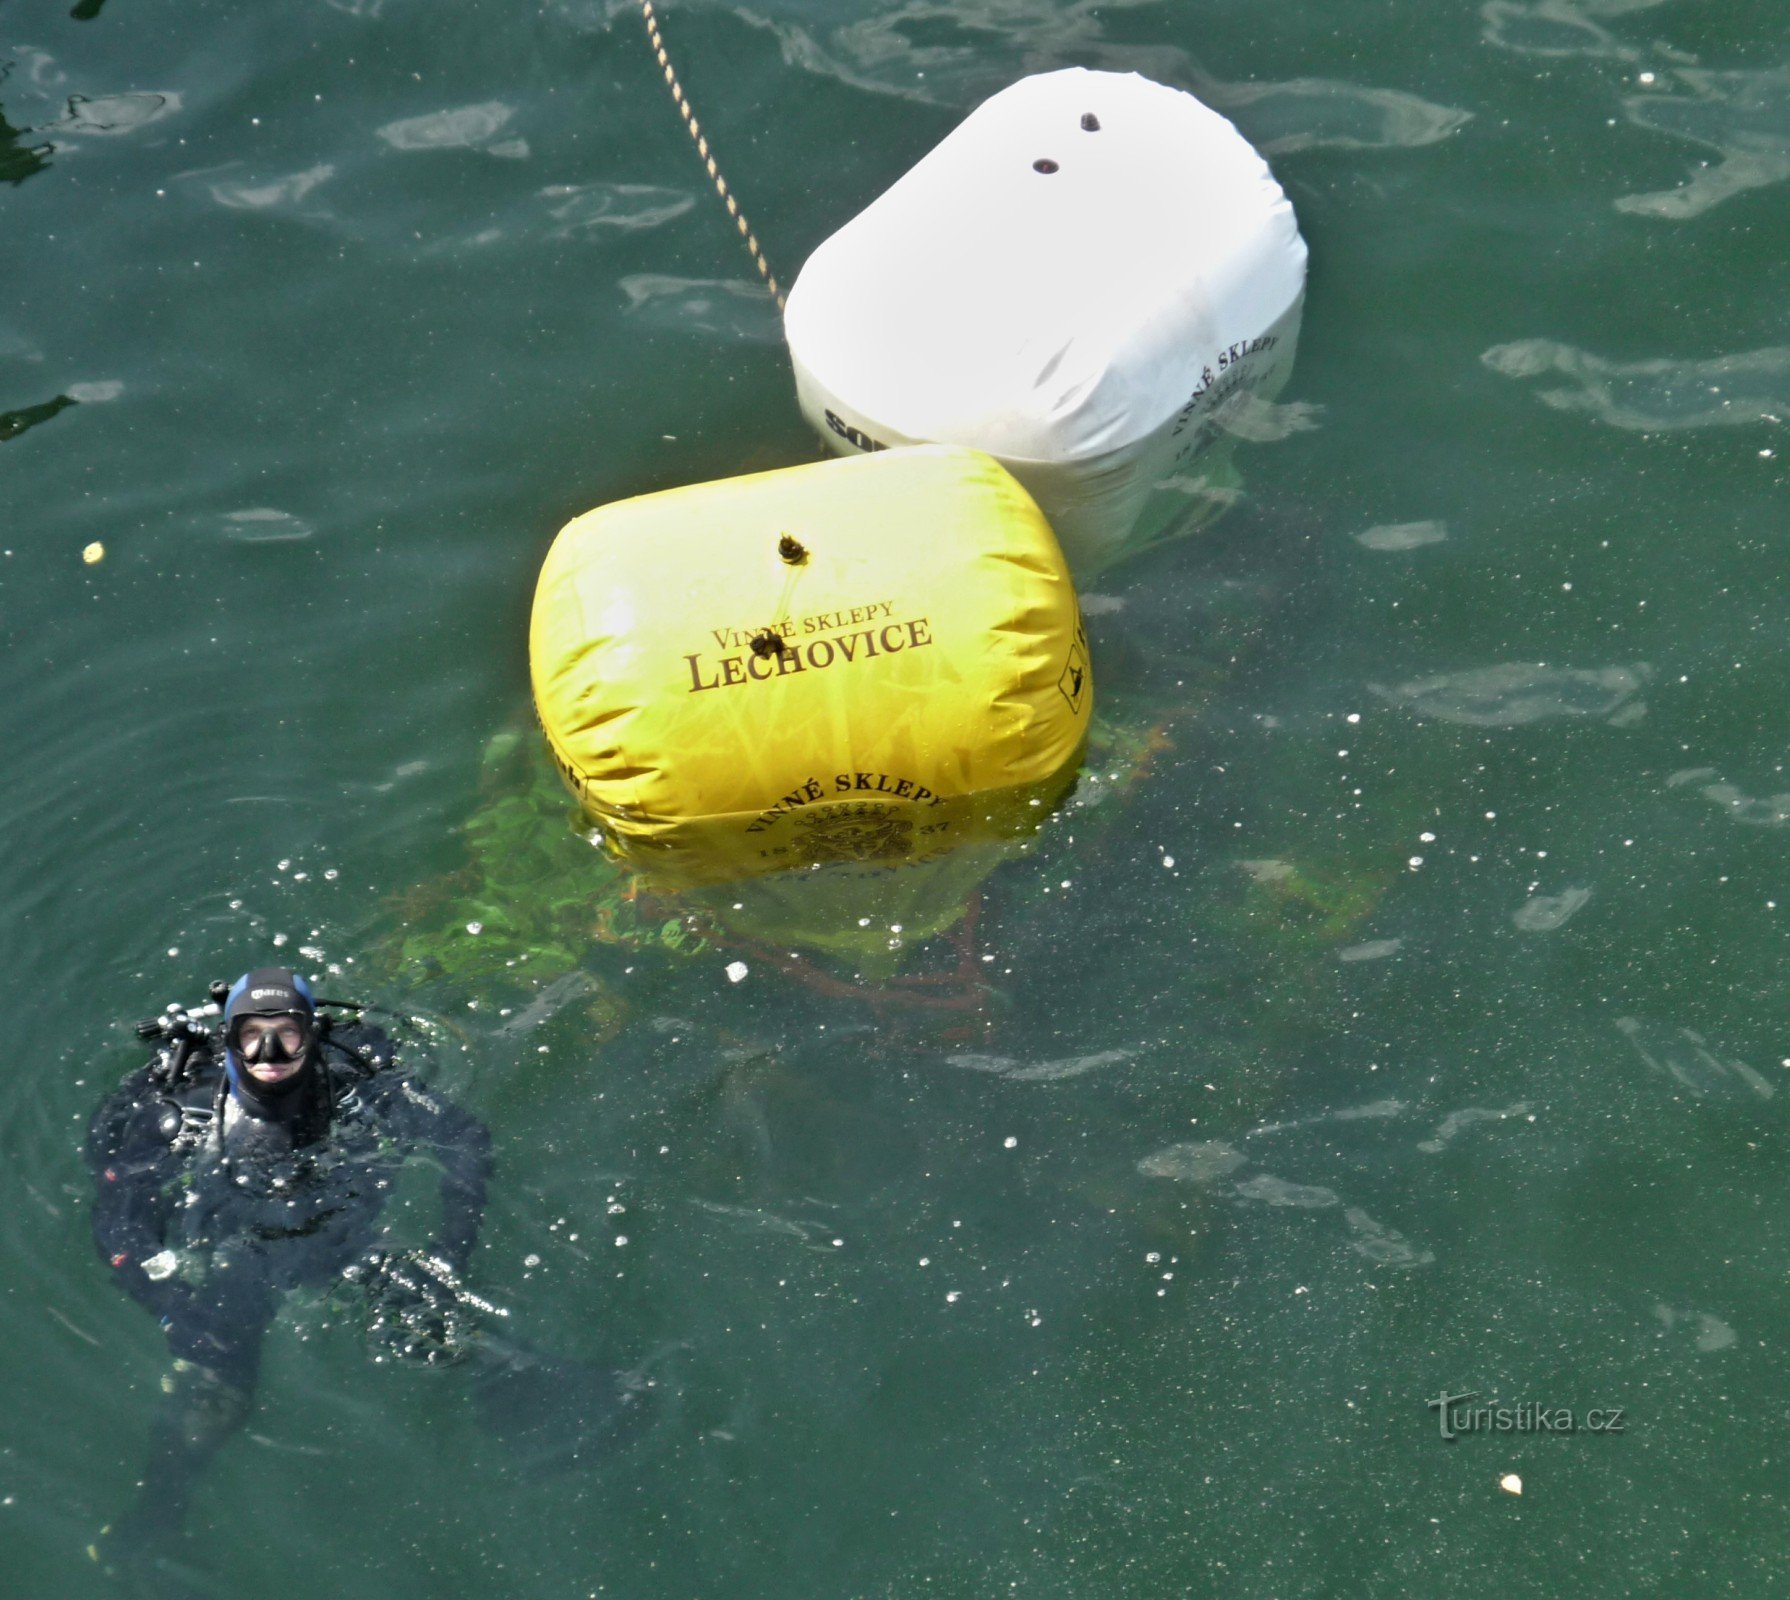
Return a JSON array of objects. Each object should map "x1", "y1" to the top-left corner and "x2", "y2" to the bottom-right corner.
[
  {"x1": 101, "y1": 1038, "x2": 222, "y2": 1103},
  {"x1": 88, "y1": 1046, "x2": 221, "y2": 1157}
]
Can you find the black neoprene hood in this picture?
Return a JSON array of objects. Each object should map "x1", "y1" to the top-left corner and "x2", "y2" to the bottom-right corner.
[{"x1": 226, "y1": 968, "x2": 314, "y2": 1026}]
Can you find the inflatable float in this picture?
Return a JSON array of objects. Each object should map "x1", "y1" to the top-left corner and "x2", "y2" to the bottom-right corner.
[
  {"x1": 531, "y1": 445, "x2": 1090, "y2": 891},
  {"x1": 510, "y1": 59, "x2": 1308, "y2": 965},
  {"x1": 785, "y1": 67, "x2": 1308, "y2": 577}
]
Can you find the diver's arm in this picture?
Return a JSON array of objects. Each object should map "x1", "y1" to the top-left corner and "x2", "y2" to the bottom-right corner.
[
  {"x1": 86, "y1": 1071, "x2": 185, "y2": 1316},
  {"x1": 331, "y1": 1022, "x2": 492, "y2": 1270},
  {"x1": 411, "y1": 1086, "x2": 493, "y2": 1273},
  {"x1": 368, "y1": 1065, "x2": 492, "y2": 1273}
]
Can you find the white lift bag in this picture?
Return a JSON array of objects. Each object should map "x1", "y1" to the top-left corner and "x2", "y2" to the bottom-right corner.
[{"x1": 784, "y1": 67, "x2": 1308, "y2": 577}]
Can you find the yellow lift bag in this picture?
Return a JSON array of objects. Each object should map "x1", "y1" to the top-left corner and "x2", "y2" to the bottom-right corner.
[{"x1": 530, "y1": 445, "x2": 1091, "y2": 889}]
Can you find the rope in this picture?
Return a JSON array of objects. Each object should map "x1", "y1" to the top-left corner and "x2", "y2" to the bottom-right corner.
[{"x1": 640, "y1": 0, "x2": 784, "y2": 309}]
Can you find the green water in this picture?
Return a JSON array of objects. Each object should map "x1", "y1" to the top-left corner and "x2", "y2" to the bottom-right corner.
[{"x1": 5, "y1": 0, "x2": 1789, "y2": 1592}]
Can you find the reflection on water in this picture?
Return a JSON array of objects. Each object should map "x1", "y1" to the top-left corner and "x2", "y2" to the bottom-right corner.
[
  {"x1": 1207, "y1": 76, "x2": 1470, "y2": 154},
  {"x1": 540, "y1": 181, "x2": 695, "y2": 237},
  {"x1": 0, "y1": 47, "x2": 179, "y2": 182},
  {"x1": 1481, "y1": 0, "x2": 1667, "y2": 62},
  {"x1": 1484, "y1": 337, "x2": 1790, "y2": 430},
  {"x1": 1654, "y1": 1303, "x2": 1738, "y2": 1353},
  {"x1": 377, "y1": 101, "x2": 519, "y2": 153},
  {"x1": 1667, "y1": 765, "x2": 1790, "y2": 827},
  {"x1": 1234, "y1": 1171, "x2": 1337, "y2": 1206},
  {"x1": 1341, "y1": 1205, "x2": 1433, "y2": 1266},
  {"x1": 618, "y1": 272, "x2": 783, "y2": 339},
  {"x1": 1511, "y1": 885, "x2": 1591, "y2": 932},
  {"x1": 722, "y1": 0, "x2": 1474, "y2": 157},
  {"x1": 222, "y1": 508, "x2": 315, "y2": 544},
  {"x1": 1481, "y1": 3, "x2": 1790, "y2": 221},
  {"x1": 1353, "y1": 517, "x2": 1447, "y2": 551},
  {"x1": 1247, "y1": 1097, "x2": 1406, "y2": 1137},
  {"x1": 732, "y1": 0, "x2": 1193, "y2": 107},
  {"x1": 1337, "y1": 935, "x2": 1403, "y2": 960},
  {"x1": 1141, "y1": 1134, "x2": 1437, "y2": 1265},
  {"x1": 55, "y1": 89, "x2": 180, "y2": 136},
  {"x1": 209, "y1": 163, "x2": 336, "y2": 211},
  {"x1": 1416, "y1": 1102, "x2": 1532, "y2": 1154},
  {"x1": 940, "y1": 1046, "x2": 1135, "y2": 1082},
  {"x1": 493, "y1": 970, "x2": 601, "y2": 1036},
  {"x1": 1619, "y1": 66, "x2": 1790, "y2": 219},
  {"x1": 1615, "y1": 1017, "x2": 1778, "y2": 1101},
  {"x1": 1136, "y1": 1139, "x2": 1246, "y2": 1183},
  {"x1": 1213, "y1": 394, "x2": 1324, "y2": 444},
  {"x1": 1370, "y1": 661, "x2": 1650, "y2": 726}
]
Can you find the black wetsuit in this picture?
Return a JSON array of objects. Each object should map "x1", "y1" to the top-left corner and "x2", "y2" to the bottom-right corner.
[{"x1": 86, "y1": 1019, "x2": 492, "y2": 1548}]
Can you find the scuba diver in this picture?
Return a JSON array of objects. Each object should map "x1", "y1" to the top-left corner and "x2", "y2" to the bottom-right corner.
[{"x1": 87, "y1": 966, "x2": 643, "y2": 1573}]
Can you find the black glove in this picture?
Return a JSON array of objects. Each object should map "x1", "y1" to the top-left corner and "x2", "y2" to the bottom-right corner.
[{"x1": 348, "y1": 1247, "x2": 477, "y2": 1365}]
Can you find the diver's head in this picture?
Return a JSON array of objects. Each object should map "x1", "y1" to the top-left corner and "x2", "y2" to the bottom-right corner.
[{"x1": 223, "y1": 967, "x2": 318, "y2": 1109}]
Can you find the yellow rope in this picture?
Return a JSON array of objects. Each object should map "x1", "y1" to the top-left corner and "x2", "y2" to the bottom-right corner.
[{"x1": 640, "y1": 0, "x2": 784, "y2": 309}]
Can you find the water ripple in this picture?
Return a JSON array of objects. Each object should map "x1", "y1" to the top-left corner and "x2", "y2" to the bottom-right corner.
[
  {"x1": 1135, "y1": 1140, "x2": 1246, "y2": 1182},
  {"x1": 1214, "y1": 396, "x2": 1325, "y2": 443},
  {"x1": 1616, "y1": 1017, "x2": 1777, "y2": 1100},
  {"x1": 618, "y1": 274, "x2": 783, "y2": 342},
  {"x1": 210, "y1": 163, "x2": 336, "y2": 211},
  {"x1": 1654, "y1": 1303, "x2": 1738, "y2": 1354},
  {"x1": 541, "y1": 182, "x2": 696, "y2": 238},
  {"x1": 943, "y1": 1047, "x2": 1135, "y2": 1082},
  {"x1": 1342, "y1": 1206, "x2": 1435, "y2": 1267},
  {"x1": 1206, "y1": 77, "x2": 1471, "y2": 154},
  {"x1": 1354, "y1": 519, "x2": 1447, "y2": 551},
  {"x1": 55, "y1": 90, "x2": 181, "y2": 137},
  {"x1": 1417, "y1": 1102, "x2": 1533, "y2": 1154},
  {"x1": 1512, "y1": 886, "x2": 1592, "y2": 932},
  {"x1": 1369, "y1": 662, "x2": 1650, "y2": 726},
  {"x1": 1667, "y1": 767, "x2": 1790, "y2": 826},
  {"x1": 1484, "y1": 338, "x2": 1790, "y2": 430},
  {"x1": 1618, "y1": 66, "x2": 1790, "y2": 219},
  {"x1": 1137, "y1": 1137, "x2": 1436, "y2": 1267},
  {"x1": 221, "y1": 508, "x2": 314, "y2": 544},
  {"x1": 713, "y1": 0, "x2": 1472, "y2": 156},
  {"x1": 1481, "y1": 0, "x2": 1666, "y2": 63},
  {"x1": 377, "y1": 101, "x2": 517, "y2": 152}
]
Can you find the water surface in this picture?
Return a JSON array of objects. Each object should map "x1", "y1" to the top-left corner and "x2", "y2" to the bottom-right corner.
[{"x1": 4, "y1": 0, "x2": 1788, "y2": 1593}]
